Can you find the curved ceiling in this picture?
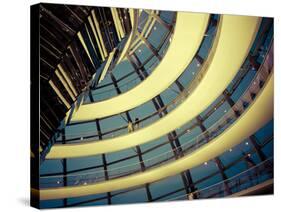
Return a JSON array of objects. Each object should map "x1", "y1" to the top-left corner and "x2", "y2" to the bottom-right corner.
[
  {"x1": 38, "y1": 72, "x2": 273, "y2": 200},
  {"x1": 46, "y1": 15, "x2": 261, "y2": 159},
  {"x1": 70, "y1": 12, "x2": 210, "y2": 122}
]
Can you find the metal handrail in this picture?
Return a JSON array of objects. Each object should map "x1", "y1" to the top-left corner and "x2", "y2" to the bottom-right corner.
[
  {"x1": 164, "y1": 157, "x2": 273, "y2": 201},
  {"x1": 40, "y1": 43, "x2": 273, "y2": 187}
]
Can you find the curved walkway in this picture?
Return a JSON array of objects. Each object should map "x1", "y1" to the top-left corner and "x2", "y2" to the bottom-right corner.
[
  {"x1": 70, "y1": 12, "x2": 210, "y2": 122},
  {"x1": 46, "y1": 15, "x2": 261, "y2": 159},
  {"x1": 38, "y1": 72, "x2": 273, "y2": 200}
]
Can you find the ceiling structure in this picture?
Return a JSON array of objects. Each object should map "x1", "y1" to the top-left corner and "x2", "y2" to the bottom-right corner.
[{"x1": 35, "y1": 3, "x2": 274, "y2": 208}]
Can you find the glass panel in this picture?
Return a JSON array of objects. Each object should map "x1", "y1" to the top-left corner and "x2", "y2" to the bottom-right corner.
[
  {"x1": 111, "y1": 187, "x2": 147, "y2": 204},
  {"x1": 150, "y1": 174, "x2": 184, "y2": 198}
]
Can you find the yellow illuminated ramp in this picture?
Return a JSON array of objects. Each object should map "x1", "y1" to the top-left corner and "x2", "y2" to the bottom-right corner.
[
  {"x1": 46, "y1": 15, "x2": 261, "y2": 159},
  {"x1": 39, "y1": 73, "x2": 273, "y2": 200},
  {"x1": 70, "y1": 12, "x2": 210, "y2": 122}
]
